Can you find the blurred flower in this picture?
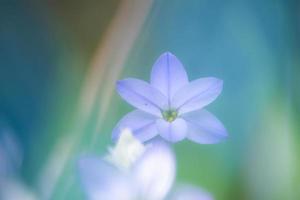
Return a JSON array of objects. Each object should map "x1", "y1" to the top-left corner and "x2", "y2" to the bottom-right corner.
[
  {"x1": 0, "y1": 131, "x2": 37, "y2": 200},
  {"x1": 113, "y1": 52, "x2": 227, "y2": 143},
  {"x1": 105, "y1": 128, "x2": 145, "y2": 171},
  {"x1": 0, "y1": 131, "x2": 22, "y2": 177},
  {"x1": 171, "y1": 185, "x2": 214, "y2": 200},
  {"x1": 79, "y1": 129, "x2": 213, "y2": 200}
]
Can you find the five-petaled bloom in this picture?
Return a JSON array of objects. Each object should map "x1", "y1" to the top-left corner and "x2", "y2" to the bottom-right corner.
[{"x1": 113, "y1": 52, "x2": 228, "y2": 143}]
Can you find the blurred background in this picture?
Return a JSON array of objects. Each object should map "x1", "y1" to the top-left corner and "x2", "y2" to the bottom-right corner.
[{"x1": 1, "y1": 0, "x2": 300, "y2": 199}]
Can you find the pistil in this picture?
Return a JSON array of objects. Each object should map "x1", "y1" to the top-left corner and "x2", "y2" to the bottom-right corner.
[{"x1": 162, "y1": 110, "x2": 178, "y2": 122}]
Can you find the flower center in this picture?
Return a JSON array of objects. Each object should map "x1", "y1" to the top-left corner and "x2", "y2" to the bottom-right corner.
[{"x1": 162, "y1": 110, "x2": 178, "y2": 122}]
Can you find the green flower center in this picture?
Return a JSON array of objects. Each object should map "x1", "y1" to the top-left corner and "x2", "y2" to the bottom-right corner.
[{"x1": 162, "y1": 110, "x2": 178, "y2": 122}]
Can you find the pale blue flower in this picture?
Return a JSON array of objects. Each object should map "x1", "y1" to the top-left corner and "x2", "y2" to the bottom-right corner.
[
  {"x1": 78, "y1": 131, "x2": 213, "y2": 200},
  {"x1": 0, "y1": 132, "x2": 37, "y2": 200},
  {"x1": 170, "y1": 185, "x2": 214, "y2": 200},
  {"x1": 79, "y1": 141, "x2": 175, "y2": 200},
  {"x1": 113, "y1": 52, "x2": 227, "y2": 143}
]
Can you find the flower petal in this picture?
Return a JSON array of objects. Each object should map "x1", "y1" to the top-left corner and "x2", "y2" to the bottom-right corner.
[
  {"x1": 132, "y1": 142, "x2": 176, "y2": 200},
  {"x1": 150, "y1": 52, "x2": 188, "y2": 103},
  {"x1": 78, "y1": 156, "x2": 135, "y2": 200},
  {"x1": 182, "y1": 110, "x2": 227, "y2": 144},
  {"x1": 0, "y1": 132, "x2": 22, "y2": 176},
  {"x1": 172, "y1": 77, "x2": 223, "y2": 115},
  {"x1": 171, "y1": 185, "x2": 214, "y2": 200},
  {"x1": 112, "y1": 110, "x2": 158, "y2": 142},
  {"x1": 107, "y1": 129, "x2": 145, "y2": 170},
  {"x1": 117, "y1": 78, "x2": 167, "y2": 116},
  {"x1": 156, "y1": 118, "x2": 187, "y2": 142}
]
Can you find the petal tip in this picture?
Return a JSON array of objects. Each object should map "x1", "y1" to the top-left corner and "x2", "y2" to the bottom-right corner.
[
  {"x1": 222, "y1": 130, "x2": 229, "y2": 139},
  {"x1": 116, "y1": 80, "x2": 123, "y2": 89},
  {"x1": 211, "y1": 78, "x2": 224, "y2": 94},
  {"x1": 111, "y1": 131, "x2": 119, "y2": 143},
  {"x1": 159, "y1": 51, "x2": 178, "y2": 60},
  {"x1": 208, "y1": 77, "x2": 223, "y2": 85},
  {"x1": 218, "y1": 79, "x2": 224, "y2": 87},
  {"x1": 162, "y1": 51, "x2": 173, "y2": 56}
]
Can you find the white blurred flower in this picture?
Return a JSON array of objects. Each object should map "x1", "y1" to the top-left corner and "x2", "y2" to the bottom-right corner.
[
  {"x1": 79, "y1": 129, "x2": 212, "y2": 200},
  {"x1": 0, "y1": 131, "x2": 37, "y2": 200},
  {"x1": 105, "y1": 128, "x2": 145, "y2": 171},
  {"x1": 170, "y1": 185, "x2": 214, "y2": 200},
  {"x1": 0, "y1": 131, "x2": 22, "y2": 177},
  {"x1": 131, "y1": 141, "x2": 175, "y2": 200},
  {"x1": 0, "y1": 179, "x2": 37, "y2": 200}
]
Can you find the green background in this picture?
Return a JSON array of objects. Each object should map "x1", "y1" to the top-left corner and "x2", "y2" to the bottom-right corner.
[{"x1": 1, "y1": 0, "x2": 299, "y2": 199}]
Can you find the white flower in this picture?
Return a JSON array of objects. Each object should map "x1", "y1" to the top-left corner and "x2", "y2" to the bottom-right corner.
[
  {"x1": 78, "y1": 129, "x2": 212, "y2": 200},
  {"x1": 104, "y1": 128, "x2": 145, "y2": 171},
  {"x1": 0, "y1": 132, "x2": 37, "y2": 200}
]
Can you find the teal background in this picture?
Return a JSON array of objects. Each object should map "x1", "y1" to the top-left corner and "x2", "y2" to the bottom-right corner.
[{"x1": 1, "y1": 0, "x2": 299, "y2": 199}]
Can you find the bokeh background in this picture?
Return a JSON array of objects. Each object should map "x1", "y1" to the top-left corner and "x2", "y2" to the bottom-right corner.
[{"x1": 1, "y1": 0, "x2": 300, "y2": 199}]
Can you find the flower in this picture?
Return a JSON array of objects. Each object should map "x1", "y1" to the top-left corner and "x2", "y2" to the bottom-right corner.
[
  {"x1": 105, "y1": 128, "x2": 145, "y2": 171},
  {"x1": 0, "y1": 131, "x2": 37, "y2": 200},
  {"x1": 113, "y1": 52, "x2": 228, "y2": 143},
  {"x1": 171, "y1": 185, "x2": 214, "y2": 200},
  {"x1": 79, "y1": 130, "x2": 213, "y2": 200}
]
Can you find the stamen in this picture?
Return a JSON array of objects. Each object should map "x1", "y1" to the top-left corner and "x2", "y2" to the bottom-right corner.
[{"x1": 162, "y1": 110, "x2": 178, "y2": 122}]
